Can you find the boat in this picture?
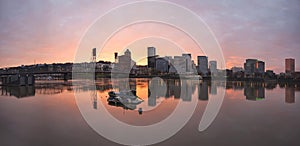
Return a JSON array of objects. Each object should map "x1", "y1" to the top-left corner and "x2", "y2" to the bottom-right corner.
[
  {"x1": 108, "y1": 90, "x2": 137, "y2": 98},
  {"x1": 107, "y1": 96, "x2": 118, "y2": 103},
  {"x1": 107, "y1": 90, "x2": 143, "y2": 104},
  {"x1": 108, "y1": 91, "x2": 117, "y2": 97},
  {"x1": 107, "y1": 100, "x2": 137, "y2": 110}
]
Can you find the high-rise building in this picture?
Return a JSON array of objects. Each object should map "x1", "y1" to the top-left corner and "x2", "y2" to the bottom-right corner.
[
  {"x1": 191, "y1": 60, "x2": 197, "y2": 74},
  {"x1": 244, "y1": 59, "x2": 257, "y2": 75},
  {"x1": 155, "y1": 57, "x2": 169, "y2": 73},
  {"x1": 114, "y1": 52, "x2": 118, "y2": 63},
  {"x1": 285, "y1": 58, "x2": 295, "y2": 74},
  {"x1": 147, "y1": 47, "x2": 156, "y2": 69},
  {"x1": 231, "y1": 67, "x2": 244, "y2": 73},
  {"x1": 173, "y1": 56, "x2": 187, "y2": 74},
  {"x1": 197, "y1": 56, "x2": 208, "y2": 76},
  {"x1": 147, "y1": 47, "x2": 156, "y2": 57},
  {"x1": 244, "y1": 59, "x2": 265, "y2": 76},
  {"x1": 92, "y1": 48, "x2": 96, "y2": 63},
  {"x1": 209, "y1": 60, "x2": 217, "y2": 74},
  {"x1": 257, "y1": 61, "x2": 265, "y2": 74},
  {"x1": 115, "y1": 49, "x2": 135, "y2": 72},
  {"x1": 182, "y1": 53, "x2": 192, "y2": 72}
]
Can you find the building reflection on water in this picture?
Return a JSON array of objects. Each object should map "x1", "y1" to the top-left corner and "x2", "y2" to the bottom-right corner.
[
  {"x1": 199, "y1": 81, "x2": 209, "y2": 101},
  {"x1": 0, "y1": 79, "x2": 299, "y2": 105},
  {"x1": 285, "y1": 85, "x2": 295, "y2": 103},
  {"x1": 210, "y1": 82, "x2": 217, "y2": 95},
  {"x1": 243, "y1": 82, "x2": 265, "y2": 101},
  {"x1": 147, "y1": 79, "x2": 198, "y2": 106}
]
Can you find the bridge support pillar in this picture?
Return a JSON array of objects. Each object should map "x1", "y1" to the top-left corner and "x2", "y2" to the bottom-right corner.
[{"x1": 63, "y1": 72, "x2": 72, "y2": 82}]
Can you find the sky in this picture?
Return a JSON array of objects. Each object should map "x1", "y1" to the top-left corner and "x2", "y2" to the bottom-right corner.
[{"x1": 0, "y1": 0, "x2": 300, "y2": 73}]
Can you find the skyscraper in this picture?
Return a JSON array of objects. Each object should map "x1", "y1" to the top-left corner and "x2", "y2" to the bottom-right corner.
[
  {"x1": 209, "y1": 60, "x2": 217, "y2": 74},
  {"x1": 147, "y1": 47, "x2": 156, "y2": 57},
  {"x1": 155, "y1": 57, "x2": 169, "y2": 73},
  {"x1": 244, "y1": 59, "x2": 257, "y2": 76},
  {"x1": 285, "y1": 58, "x2": 295, "y2": 74},
  {"x1": 92, "y1": 48, "x2": 96, "y2": 63},
  {"x1": 147, "y1": 47, "x2": 156, "y2": 69},
  {"x1": 182, "y1": 53, "x2": 192, "y2": 72},
  {"x1": 173, "y1": 56, "x2": 187, "y2": 74},
  {"x1": 114, "y1": 52, "x2": 118, "y2": 63},
  {"x1": 243, "y1": 59, "x2": 265, "y2": 76},
  {"x1": 197, "y1": 56, "x2": 208, "y2": 76},
  {"x1": 256, "y1": 61, "x2": 265, "y2": 74}
]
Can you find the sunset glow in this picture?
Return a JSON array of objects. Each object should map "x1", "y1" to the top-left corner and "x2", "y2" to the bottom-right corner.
[{"x1": 0, "y1": 0, "x2": 299, "y2": 73}]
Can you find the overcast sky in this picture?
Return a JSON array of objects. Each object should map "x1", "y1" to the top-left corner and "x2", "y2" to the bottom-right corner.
[{"x1": 0, "y1": 0, "x2": 299, "y2": 73}]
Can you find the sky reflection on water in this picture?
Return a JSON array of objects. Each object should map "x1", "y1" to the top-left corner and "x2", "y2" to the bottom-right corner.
[{"x1": 0, "y1": 79, "x2": 299, "y2": 145}]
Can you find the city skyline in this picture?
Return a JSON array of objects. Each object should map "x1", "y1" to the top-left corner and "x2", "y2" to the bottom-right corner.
[
  {"x1": 0, "y1": 44, "x2": 298, "y2": 73},
  {"x1": 0, "y1": 0, "x2": 300, "y2": 73},
  {"x1": 1, "y1": 46, "x2": 297, "y2": 76}
]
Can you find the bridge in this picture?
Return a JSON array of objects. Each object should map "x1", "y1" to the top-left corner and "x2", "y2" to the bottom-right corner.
[
  {"x1": 0, "y1": 71, "x2": 73, "y2": 86},
  {"x1": 0, "y1": 69, "x2": 115, "y2": 86}
]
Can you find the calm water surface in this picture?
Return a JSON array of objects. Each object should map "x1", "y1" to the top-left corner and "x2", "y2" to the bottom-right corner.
[{"x1": 0, "y1": 78, "x2": 299, "y2": 146}]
